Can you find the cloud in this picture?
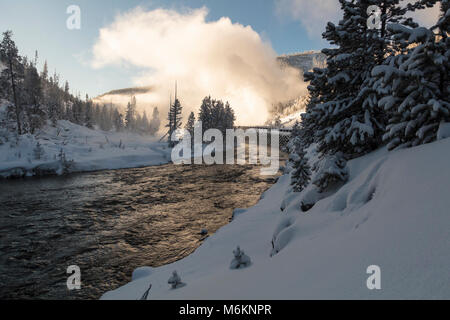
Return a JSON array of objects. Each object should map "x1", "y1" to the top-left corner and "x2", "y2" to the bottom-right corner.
[
  {"x1": 275, "y1": 0, "x2": 340, "y2": 39},
  {"x1": 275, "y1": 0, "x2": 441, "y2": 41},
  {"x1": 91, "y1": 7, "x2": 306, "y2": 125}
]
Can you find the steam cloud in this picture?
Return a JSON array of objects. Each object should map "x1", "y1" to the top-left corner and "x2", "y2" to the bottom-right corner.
[{"x1": 92, "y1": 7, "x2": 306, "y2": 125}]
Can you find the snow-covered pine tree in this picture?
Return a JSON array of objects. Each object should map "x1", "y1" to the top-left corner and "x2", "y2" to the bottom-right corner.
[
  {"x1": 301, "y1": 0, "x2": 418, "y2": 158},
  {"x1": 47, "y1": 72, "x2": 64, "y2": 126},
  {"x1": 0, "y1": 31, "x2": 24, "y2": 134},
  {"x1": 312, "y1": 152, "x2": 349, "y2": 193},
  {"x1": 84, "y1": 100, "x2": 94, "y2": 129},
  {"x1": 373, "y1": 0, "x2": 449, "y2": 150},
  {"x1": 23, "y1": 60, "x2": 45, "y2": 134},
  {"x1": 33, "y1": 141, "x2": 44, "y2": 160},
  {"x1": 291, "y1": 147, "x2": 311, "y2": 192},
  {"x1": 125, "y1": 96, "x2": 137, "y2": 131},
  {"x1": 230, "y1": 246, "x2": 251, "y2": 269},
  {"x1": 112, "y1": 108, "x2": 124, "y2": 132},
  {"x1": 168, "y1": 271, "x2": 184, "y2": 289}
]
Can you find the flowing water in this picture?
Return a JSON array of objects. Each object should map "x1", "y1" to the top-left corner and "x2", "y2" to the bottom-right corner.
[{"x1": 0, "y1": 163, "x2": 280, "y2": 300}]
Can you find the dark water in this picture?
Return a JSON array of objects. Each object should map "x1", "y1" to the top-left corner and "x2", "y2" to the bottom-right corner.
[{"x1": 0, "y1": 163, "x2": 279, "y2": 300}]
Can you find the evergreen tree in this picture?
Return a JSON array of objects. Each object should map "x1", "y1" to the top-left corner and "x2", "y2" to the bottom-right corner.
[
  {"x1": 23, "y1": 61, "x2": 45, "y2": 133},
  {"x1": 198, "y1": 96, "x2": 213, "y2": 133},
  {"x1": 46, "y1": 72, "x2": 63, "y2": 126},
  {"x1": 291, "y1": 147, "x2": 311, "y2": 192},
  {"x1": 373, "y1": 0, "x2": 449, "y2": 150},
  {"x1": 301, "y1": 0, "x2": 419, "y2": 157},
  {"x1": 84, "y1": 100, "x2": 94, "y2": 129},
  {"x1": 167, "y1": 98, "x2": 183, "y2": 147},
  {"x1": 312, "y1": 152, "x2": 349, "y2": 192},
  {"x1": 185, "y1": 112, "x2": 196, "y2": 138},
  {"x1": 149, "y1": 107, "x2": 161, "y2": 136},
  {"x1": 113, "y1": 108, "x2": 124, "y2": 132},
  {"x1": 0, "y1": 31, "x2": 24, "y2": 134},
  {"x1": 125, "y1": 96, "x2": 137, "y2": 131}
]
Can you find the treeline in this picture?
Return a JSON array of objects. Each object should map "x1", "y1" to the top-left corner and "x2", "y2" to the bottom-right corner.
[
  {"x1": 0, "y1": 31, "x2": 160, "y2": 136},
  {"x1": 291, "y1": 0, "x2": 449, "y2": 192},
  {"x1": 166, "y1": 95, "x2": 236, "y2": 147}
]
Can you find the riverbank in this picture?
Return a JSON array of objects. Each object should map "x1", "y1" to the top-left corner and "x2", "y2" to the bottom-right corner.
[
  {"x1": 102, "y1": 137, "x2": 450, "y2": 300},
  {"x1": 0, "y1": 120, "x2": 171, "y2": 179}
]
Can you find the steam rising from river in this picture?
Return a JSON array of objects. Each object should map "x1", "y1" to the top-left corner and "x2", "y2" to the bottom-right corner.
[{"x1": 92, "y1": 7, "x2": 306, "y2": 125}]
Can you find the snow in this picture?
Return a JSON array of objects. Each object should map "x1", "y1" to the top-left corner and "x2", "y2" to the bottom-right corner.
[
  {"x1": 437, "y1": 122, "x2": 450, "y2": 140},
  {"x1": 0, "y1": 118, "x2": 171, "y2": 178},
  {"x1": 102, "y1": 137, "x2": 450, "y2": 300}
]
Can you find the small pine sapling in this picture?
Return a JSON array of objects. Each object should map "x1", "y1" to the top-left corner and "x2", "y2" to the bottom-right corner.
[
  {"x1": 312, "y1": 152, "x2": 349, "y2": 193},
  {"x1": 230, "y1": 246, "x2": 251, "y2": 269},
  {"x1": 168, "y1": 271, "x2": 185, "y2": 289}
]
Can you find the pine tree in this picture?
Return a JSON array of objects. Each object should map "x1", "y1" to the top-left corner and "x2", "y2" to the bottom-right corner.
[
  {"x1": 125, "y1": 96, "x2": 137, "y2": 131},
  {"x1": 185, "y1": 112, "x2": 196, "y2": 138},
  {"x1": 33, "y1": 141, "x2": 44, "y2": 160},
  {"x1": 312, "y1": 152, "x2": 349, "y2": 192},
  {"x1": 373, "y1": 1, "x2": 449, "y2": 150},
  {"x1": 291, "y1": 147, "x2": 311, "y2": 192},
  {"x1": 224, "y1": 102, "x2": 236, "y2": 130},
  {"x1": 167, "y1": 98, "x2": 183, "y2": 147},
  {"x1": 0, "y1": 31, "x2": 24, "y2": 134},
  {"x1": 84, "y1": 100, "x2": 94, "y2": 129},
  {"x1": 47, "y1": 72, "x2": 63, "y2": 126},
  {"x1": 301, "y1": 0, "x2": 419, "y2": 157},
  {"x1": 141, "y1": 110, "x2": 150, "y2": 134},
  {"x1": 113, "y1": 108, "x2": 124, "y2": 132},
  {"x1": 149, "y1": 107, "x2": 161, "y2": 136},
  {"x1": 23, "y1": 61, "x2": 45, "y2": 133},
  {"x1": 198, "y1": 96, "x2": 213, "y2": 133}
]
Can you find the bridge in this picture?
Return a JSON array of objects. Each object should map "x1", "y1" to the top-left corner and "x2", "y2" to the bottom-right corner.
[
  {"x1": 160, "y1": 126, "x2": 294, "y2": 148},
  {"x1": 235, "y1": 126, "x2": 293, "y2": 148}
]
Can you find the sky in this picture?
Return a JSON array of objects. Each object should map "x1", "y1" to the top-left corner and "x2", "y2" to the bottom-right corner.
[
  {"x1": 0, "y1": 0, "x2": 441, "y2": 120},
  {"x1": 0, "y1": 0, "x2": 321, "y2": 98}
]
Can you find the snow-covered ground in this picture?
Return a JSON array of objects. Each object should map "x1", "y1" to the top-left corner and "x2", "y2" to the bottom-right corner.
[
  {"x1": 102, "y1": 136, "x2": 450, "y2": 300},
  {"x1": 0, "y1": 119, "x2": 171, "y2": 178}
]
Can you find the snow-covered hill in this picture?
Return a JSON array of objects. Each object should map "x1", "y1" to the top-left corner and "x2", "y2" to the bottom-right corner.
[
  {"x1": 277, "y1": 51, "x2": 326, "y2": 75},
  {"x1": 102, "y1": 137, "x2": 450, "y2": 300},
  {"x1": 0, "y1": 108, "x2": 170, "y2": 178}
]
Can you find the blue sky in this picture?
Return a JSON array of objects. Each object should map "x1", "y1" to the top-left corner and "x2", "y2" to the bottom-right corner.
[{"x1": 0, "y1": 0, "x2": 323, "y2": 98}]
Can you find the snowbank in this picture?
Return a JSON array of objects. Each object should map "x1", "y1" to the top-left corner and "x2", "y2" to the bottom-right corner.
[
  {"x1": 102, "y1": 137, "x2": 450, "y2": 300},
  {"x1": 0, "y1": 120, "x2": 171, "y2": 178}
]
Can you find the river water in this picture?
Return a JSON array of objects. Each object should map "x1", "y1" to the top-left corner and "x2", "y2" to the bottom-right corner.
[{"x1": 0, "y1": 163, "x2": 280, "y2": 300}]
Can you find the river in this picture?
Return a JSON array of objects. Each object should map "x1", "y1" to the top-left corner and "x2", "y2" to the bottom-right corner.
[{"x1": 0, "y1": 162, "x2": 281, "y2": 299}]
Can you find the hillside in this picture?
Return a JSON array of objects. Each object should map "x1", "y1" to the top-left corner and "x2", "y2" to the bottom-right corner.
[
  {"x1": 0, "y1": 102, "x2": 170, "y2": 179},
  {"x1": 102, "y1": 137, "x2": 450, "y2": 299},
  {"x1": 277, "y1": 51, "x2": 326, "y2": 74}
]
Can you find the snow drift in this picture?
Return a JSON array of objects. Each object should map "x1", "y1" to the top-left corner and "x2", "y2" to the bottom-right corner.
[{"x1": 102, "y1": 137, "x2": 450, "y2": 300}]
